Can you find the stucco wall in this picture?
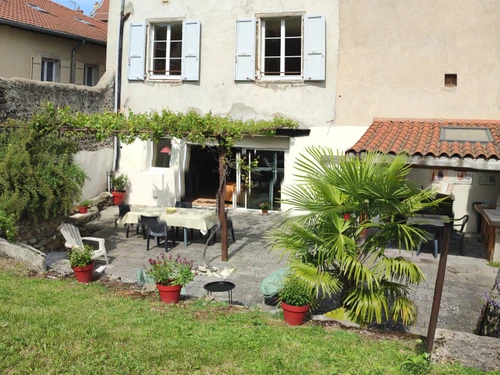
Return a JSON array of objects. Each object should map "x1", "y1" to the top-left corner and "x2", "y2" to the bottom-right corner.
[
  {"x1": 0, "y1": 25, "x2": 106, "y2": 84},
  {"x1": 335, "y1": 0, "x2": 500, "y2": 126},
  {"x1": 0, "y1": 70, "x2": 116, "y2": 198}
]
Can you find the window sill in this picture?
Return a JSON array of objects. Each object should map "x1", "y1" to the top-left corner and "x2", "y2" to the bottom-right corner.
[
  {"x1": 146, "y1": 76, "x2": 183, "y2": 84},
  {"x1": 255, "y1": 79, "x2": 306, "y2": 87}
]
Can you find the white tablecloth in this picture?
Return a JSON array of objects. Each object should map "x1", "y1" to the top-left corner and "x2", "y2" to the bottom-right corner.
[
  {"x1": 117, "y1": 208, "x2": 218, "y2": 231},
  {"x1": 407, "y1": 214, "x2": 449, "y2": 227}
]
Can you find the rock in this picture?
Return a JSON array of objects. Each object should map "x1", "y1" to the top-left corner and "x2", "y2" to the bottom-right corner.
[
  {"x1": 198, "y1": 265, "x2": 208, "y2": 273},
  {"x1": 0, "y1": 239, "x2": 46, "y2": 273}
]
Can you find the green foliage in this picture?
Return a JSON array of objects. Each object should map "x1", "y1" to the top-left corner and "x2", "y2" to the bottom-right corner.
[
  {"x1": 279, "y1": 275, "x2": 313, "y2": 307},
  {"x1": 401, "y1": 352, "x2": 431, "y2": 375},
  {"x1": 0, "y1": 210, "x2": 17, "y2": 243},
  {"x1": 79, "y1": 199, "x2": 92, "y2": 208},
  {"x1": 145, "y1": 254, "x2": 195, "y2": 286},
  {"x1": 67, "y1": 245, "x2": 94, "y2": 268},
  {"x1": 259, "y1": 202, "x2": 270, "y2": 210},
  {"x1": 110, "y1": 173, "x2": 128, "y2": 192},
  {"x1": 0, "y1": 120, "x2": 87, "y2": 222},
  {"x1": 16, "y1": 103, "x2": 298, "y2": 147},
  {"x1": 271, "y1": 147, "x2": 444, "y2": 326},
  {"x1": 487, "y1": 262, "x2": 500, "y2": 268}
]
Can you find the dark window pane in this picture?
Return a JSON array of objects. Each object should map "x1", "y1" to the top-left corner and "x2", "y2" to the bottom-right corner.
[
  {"x1": 285, "y1": 37, "x2": 301, "y2": 56},
  {"x1": 264, "y1": 58, "x2": 280, "y2": 74},
  {"x1": 154, "y1": 41, "x2": 166, "y2": 58},
  {"x1": 153, "y1": 139, "x2": 172, "y2": 168},
  {"x1": 46, "y1": 61, "x2": 54, "y2": 81},
  {"x1": 285, "y1": 18, "x2": 301, "y2": 37},
  {"x1": 265, "y1": 39, "x2": 281, "y2": 57},
  {"x1": 171, "y1": 23, "x2": 182, "y2": 40},
  {"x1": 265, "y1": 19, "x2": 281, "y2": 37},
  {"x1": 155, "y1": 25, "x2": 167, "y2": 41},
  {"x1": 170, "y1": 41, "x2": 182, "y2": 58},
  {"x1": 285, "y1": 57, "x2": 301, "y2": 75},
  {"x1": 169, "y1": 59, "x2": 181, "y2": 75},
  {"x1": 153, "y1": 59, "x2": 166, "y2": 74},
  {"x1": 41, "y1": 61, "x2": 45, "y2": 80},
  {"x1": 85, "y1": 66, "x2": 94, "y2": 86}
]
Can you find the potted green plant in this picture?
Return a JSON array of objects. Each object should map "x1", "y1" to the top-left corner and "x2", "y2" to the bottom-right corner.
[
  {"x1": 279, "y1": 275, "x2": 313, "y2": 326},
  {"x1": 259, "y1": 202, "x2": 270, "y2": 214},
  {"x1": 110, "y1": 173, "x2": 128, "y2": 205},
  {"x1": 78, "y1": 199, "x2": 92, "y2": 214},
  {"x1": 68, "y1": 245, "x2": 94, "y2": 283},
  {"x1": 145, "y1": 254, "x2": 196, "y2": 304}
]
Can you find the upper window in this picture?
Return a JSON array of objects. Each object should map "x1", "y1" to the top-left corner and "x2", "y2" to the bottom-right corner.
[
  {"x1": 41, "y1": 59, "x2": 57, "y2": 82},
  {"x1": 150, "y1": 23, "x2": 183, "y2": 78},
  {"x1": 261, "y1": 18, "x2": 302, "y2": 79}
]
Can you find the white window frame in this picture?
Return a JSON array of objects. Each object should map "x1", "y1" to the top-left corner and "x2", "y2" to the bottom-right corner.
[
  {"x1": 41, "y1": 59, "x2": 58, "y2": 82},
  {"x1": 148, "y1": 139, "x2": 172, "y2": 170},
  {"x1": 84, "y1": 64, "x2": 97, "y2": 86},
  {"x1": 259, "y1": 17, "x2": 303, "y2": 81},
  {"x1": 148, "y1": 23, "x2": 183, "y2": 80}
]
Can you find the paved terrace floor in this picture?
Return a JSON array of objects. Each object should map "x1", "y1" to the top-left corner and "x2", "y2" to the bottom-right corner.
[{"x1": 48, "y1": 206, "x2": 498, "y2": 334}]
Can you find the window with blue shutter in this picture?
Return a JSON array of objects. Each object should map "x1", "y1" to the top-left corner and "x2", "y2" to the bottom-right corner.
[
  {"x1": 128, "y1": 23, "x2": 146, "y2": 81},
  {"x1": 182, "y1": 20, "x2": 201, "y2": 81},
  {"x1": 303, "y1": 14, "x2": 325, "y2": 81},
  {"x1": 234, "y1": 18, "x2": 256, "y2": 81}
]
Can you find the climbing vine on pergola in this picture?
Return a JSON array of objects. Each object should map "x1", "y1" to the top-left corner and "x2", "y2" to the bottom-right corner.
[{"x1": 10, "y1": 103, "x2": 298, "y2": 261}]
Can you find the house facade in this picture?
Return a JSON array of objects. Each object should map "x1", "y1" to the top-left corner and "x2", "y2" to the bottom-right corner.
[
  {"x1": 0, "y1": 0, "x2": 107, "y2": 85},
  {"x1": 107, "y1": 0, "x2": 346, "y2": 208}
]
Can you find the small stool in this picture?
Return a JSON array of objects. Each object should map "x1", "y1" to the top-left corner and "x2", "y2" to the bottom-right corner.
[{"x1": 203, "y1": 281, "x2": 235, "y2": 303}]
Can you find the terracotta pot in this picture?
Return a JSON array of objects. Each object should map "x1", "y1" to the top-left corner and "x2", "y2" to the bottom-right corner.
[
  {"x1": 156, "y1": 284, "x2": 182, "y2": 304},
  {"x1": 111, "y1": 191, "x2": 126, "y2": 205},
  {"x1": 261, "y1": 209, "x2": 269, "y2": 214},
  {"x1": 282, "y1": 302, "x2": 309, "y2": 326},
  {"x1": 78, "y1": 206, "x2": 88, "y2": 214},
  {"x1": 72, "y1": 262, "x2": 94, "y2": 283}
]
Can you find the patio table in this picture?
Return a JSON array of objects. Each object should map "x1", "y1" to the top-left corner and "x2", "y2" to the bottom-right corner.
[{"x1": 116, "y1": 207, "x2": 218, "y2": 246}]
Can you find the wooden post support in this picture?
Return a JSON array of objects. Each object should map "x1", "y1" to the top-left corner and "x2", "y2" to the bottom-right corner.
[
  {"x1": 219, "y1": 144, "x2": 228, "y2": 261},
  {"x1": 426, "y1": 222, "x2": 452, "y2": 354}
]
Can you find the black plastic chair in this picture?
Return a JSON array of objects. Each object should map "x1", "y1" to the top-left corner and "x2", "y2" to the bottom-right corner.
[
  {"x1": 175, "y1": 201, "x2": 195, "y2": 242},
  {"x1": 211, "y1": 210, "x2": 236, "y2": 244},
  {"x1": 140, "y1": 215, "x2": 175, "y2": 252},
  {"x1": 450, "y1": 215, "x2": 469, "y2": 255},
  {"x1": 416, "y1": 224, "x2": 440, "y2": 259}
]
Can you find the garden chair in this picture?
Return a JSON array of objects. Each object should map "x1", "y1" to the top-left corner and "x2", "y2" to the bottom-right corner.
[
  {"x1": 415, "y1": 224, "x2": 440, "y2": 259},
  {"x1": 140, "y1": 215, "x2": 176, "y2": 252},
  {"x1": 210, "y1": 210, "x2": 236, "y2": 244},
  {"x1": 175, "y1": 201, "x2": 195, "y2": 241},
  {"x1": 450, "y1": 215, "x2": 469, "y2": 255},
  {"x1": 59, "y1": 223, "x2": 109, "y2": 265}
]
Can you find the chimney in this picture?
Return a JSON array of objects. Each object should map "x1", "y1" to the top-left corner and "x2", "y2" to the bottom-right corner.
[{"x1": 76, "y1": 6, "x2": 84, "y2": 13}]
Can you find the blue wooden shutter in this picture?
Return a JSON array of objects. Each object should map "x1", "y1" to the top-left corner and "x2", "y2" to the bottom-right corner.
[
  {"x1": 234, "y1": 18, "x2": 256, "y2": 81},
  {"x1": 182, "y1": 20, "x2": 201, "y2": 81},
  {"x1": 303, "y1": 14, "x2": 325, "y2": 81},
  {"x1": 128, "y1": 23, "x2": 146, "y2": 80}
]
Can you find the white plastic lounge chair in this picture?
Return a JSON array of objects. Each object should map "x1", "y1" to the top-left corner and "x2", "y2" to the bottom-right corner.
[{"x1": 59, "y1": 223, "x2": 109, "y2": 265}]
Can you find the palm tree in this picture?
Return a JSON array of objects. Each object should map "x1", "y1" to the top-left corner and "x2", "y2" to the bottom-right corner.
[{"x1": 270, "y1": 147, "x2": 443, "y2": 326}]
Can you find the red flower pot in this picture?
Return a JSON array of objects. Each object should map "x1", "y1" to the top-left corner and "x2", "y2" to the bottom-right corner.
[
  {"x1": 79, "y1": 206, "x2": 88, "y2": 214},
  {"x1": 156, "y1": 284, "x2": 182, "y2": 304},
  {"x1": 72, "y1": 262, "x2": 94, "y2": 283},
  {"x1": 282, "y1": 302, "x2": 309, "y2": 326},
  {"x1": 111, "y1": 191, "x2": 126, "y2": 205},
  {"x1": 261, "y1": 209, "x2": 269, "y2": 214}
]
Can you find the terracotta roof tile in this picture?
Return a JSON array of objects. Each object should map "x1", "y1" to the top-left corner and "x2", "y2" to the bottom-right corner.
[
  {"x1": 347, "y1": 119, "x2": 500, "y2": 160},
  {"x1": 0, "y1": 0, "x2": 106, "y2": 43}
]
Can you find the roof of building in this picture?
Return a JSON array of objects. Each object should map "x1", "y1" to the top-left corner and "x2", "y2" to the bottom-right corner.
[
  {"x1": 347, "y1": 119, "x2": 500, "y2": 160},
  {"x1": 0, "y1": 0, "x2": 107, "y2": 44},
  {"x1": 91, "y1": 0, "x2": 108, "y2": 22}
]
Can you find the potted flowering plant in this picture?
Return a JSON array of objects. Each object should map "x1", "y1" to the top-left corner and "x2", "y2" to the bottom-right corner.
[
  {"x1": 145, "y1": 254, "x2": 195, "y2": 304},
  {"x1": 78, "y1": 199, "x2": 92, "y2": 214},
  {"x1": 279, "y1": 275, "x2": 313, "y2": 326},
  {"x1": 68, "y1": 245, "x2": 94, "y2": 283},
  {"x1": 259, "y1": 202, "x2": 270, "y2": 214},
  {"x1": 110, "y1": 173, "x2": 128, "y2": 205}
]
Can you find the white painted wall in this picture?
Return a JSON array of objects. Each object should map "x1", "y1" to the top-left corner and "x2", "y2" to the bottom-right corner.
[
  {"x1": 76, "y1": 149, "x2": 114, "y2": 200},
  {"x1": 408, "y1": 168, "x2": 500, "y2": 233}
]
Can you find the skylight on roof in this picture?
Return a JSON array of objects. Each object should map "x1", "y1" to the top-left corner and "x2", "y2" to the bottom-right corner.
[
  {"x1": 440, "y1": 127, "x2": 493, "y2": 143},
  {"x1": 26, "y1": 3, "x2": 49, "y2": 13},
  {"x1": 75, "y1": 17, "x2": 95, "y2": 27}
]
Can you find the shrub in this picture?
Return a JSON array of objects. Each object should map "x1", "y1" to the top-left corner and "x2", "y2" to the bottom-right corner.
[
  {"x1": 68, "y1": 245, "x2": 94, "y2": 268},
  {"x1": 111, "y1": 173, "x2": 128, "y2": 191},
  {"x1": 279, "y1": 276, "x2": 313, "y2": 307},
  {"x1": 145, "y1": 254, "x2": 195, "y2": 286},
  {"x1": 0, "y1": 209, "x2": 17, "y2": 243},
  {"x1": 0, "y1": 121, "x2": 87, "y2": 222}
]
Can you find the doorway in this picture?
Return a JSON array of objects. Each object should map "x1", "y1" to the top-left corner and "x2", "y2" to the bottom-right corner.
[{"x1": 185, "y1": 146, "x2": 219, "y2": 203}]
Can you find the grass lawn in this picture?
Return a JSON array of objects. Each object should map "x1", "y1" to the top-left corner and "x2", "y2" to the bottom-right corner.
[{"x1": 0, "y1": 261, "x2": 493, "y2": 375}]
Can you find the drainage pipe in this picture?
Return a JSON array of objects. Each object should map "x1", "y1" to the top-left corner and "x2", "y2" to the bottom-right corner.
[{"x1": 70, "y1": 40, "x2": 86, "y2": 84}]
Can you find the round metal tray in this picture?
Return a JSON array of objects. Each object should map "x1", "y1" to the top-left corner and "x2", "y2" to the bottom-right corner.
[{"x1": 203, "y1": 281, "x2": 235, "y2": 292}]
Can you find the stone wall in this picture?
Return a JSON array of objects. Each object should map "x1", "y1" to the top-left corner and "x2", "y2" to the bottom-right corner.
[
  {"x1": 0, "y1": 68, "x2": 115, "y2": 122},
  {"x1": 17, "y1": 217, "x2": 66, "y2": 252}
]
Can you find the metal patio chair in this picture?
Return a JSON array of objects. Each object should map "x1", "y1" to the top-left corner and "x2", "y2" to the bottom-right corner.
[{"x1": 450, "y1": 215, "x2": 469, "y2": 255}]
